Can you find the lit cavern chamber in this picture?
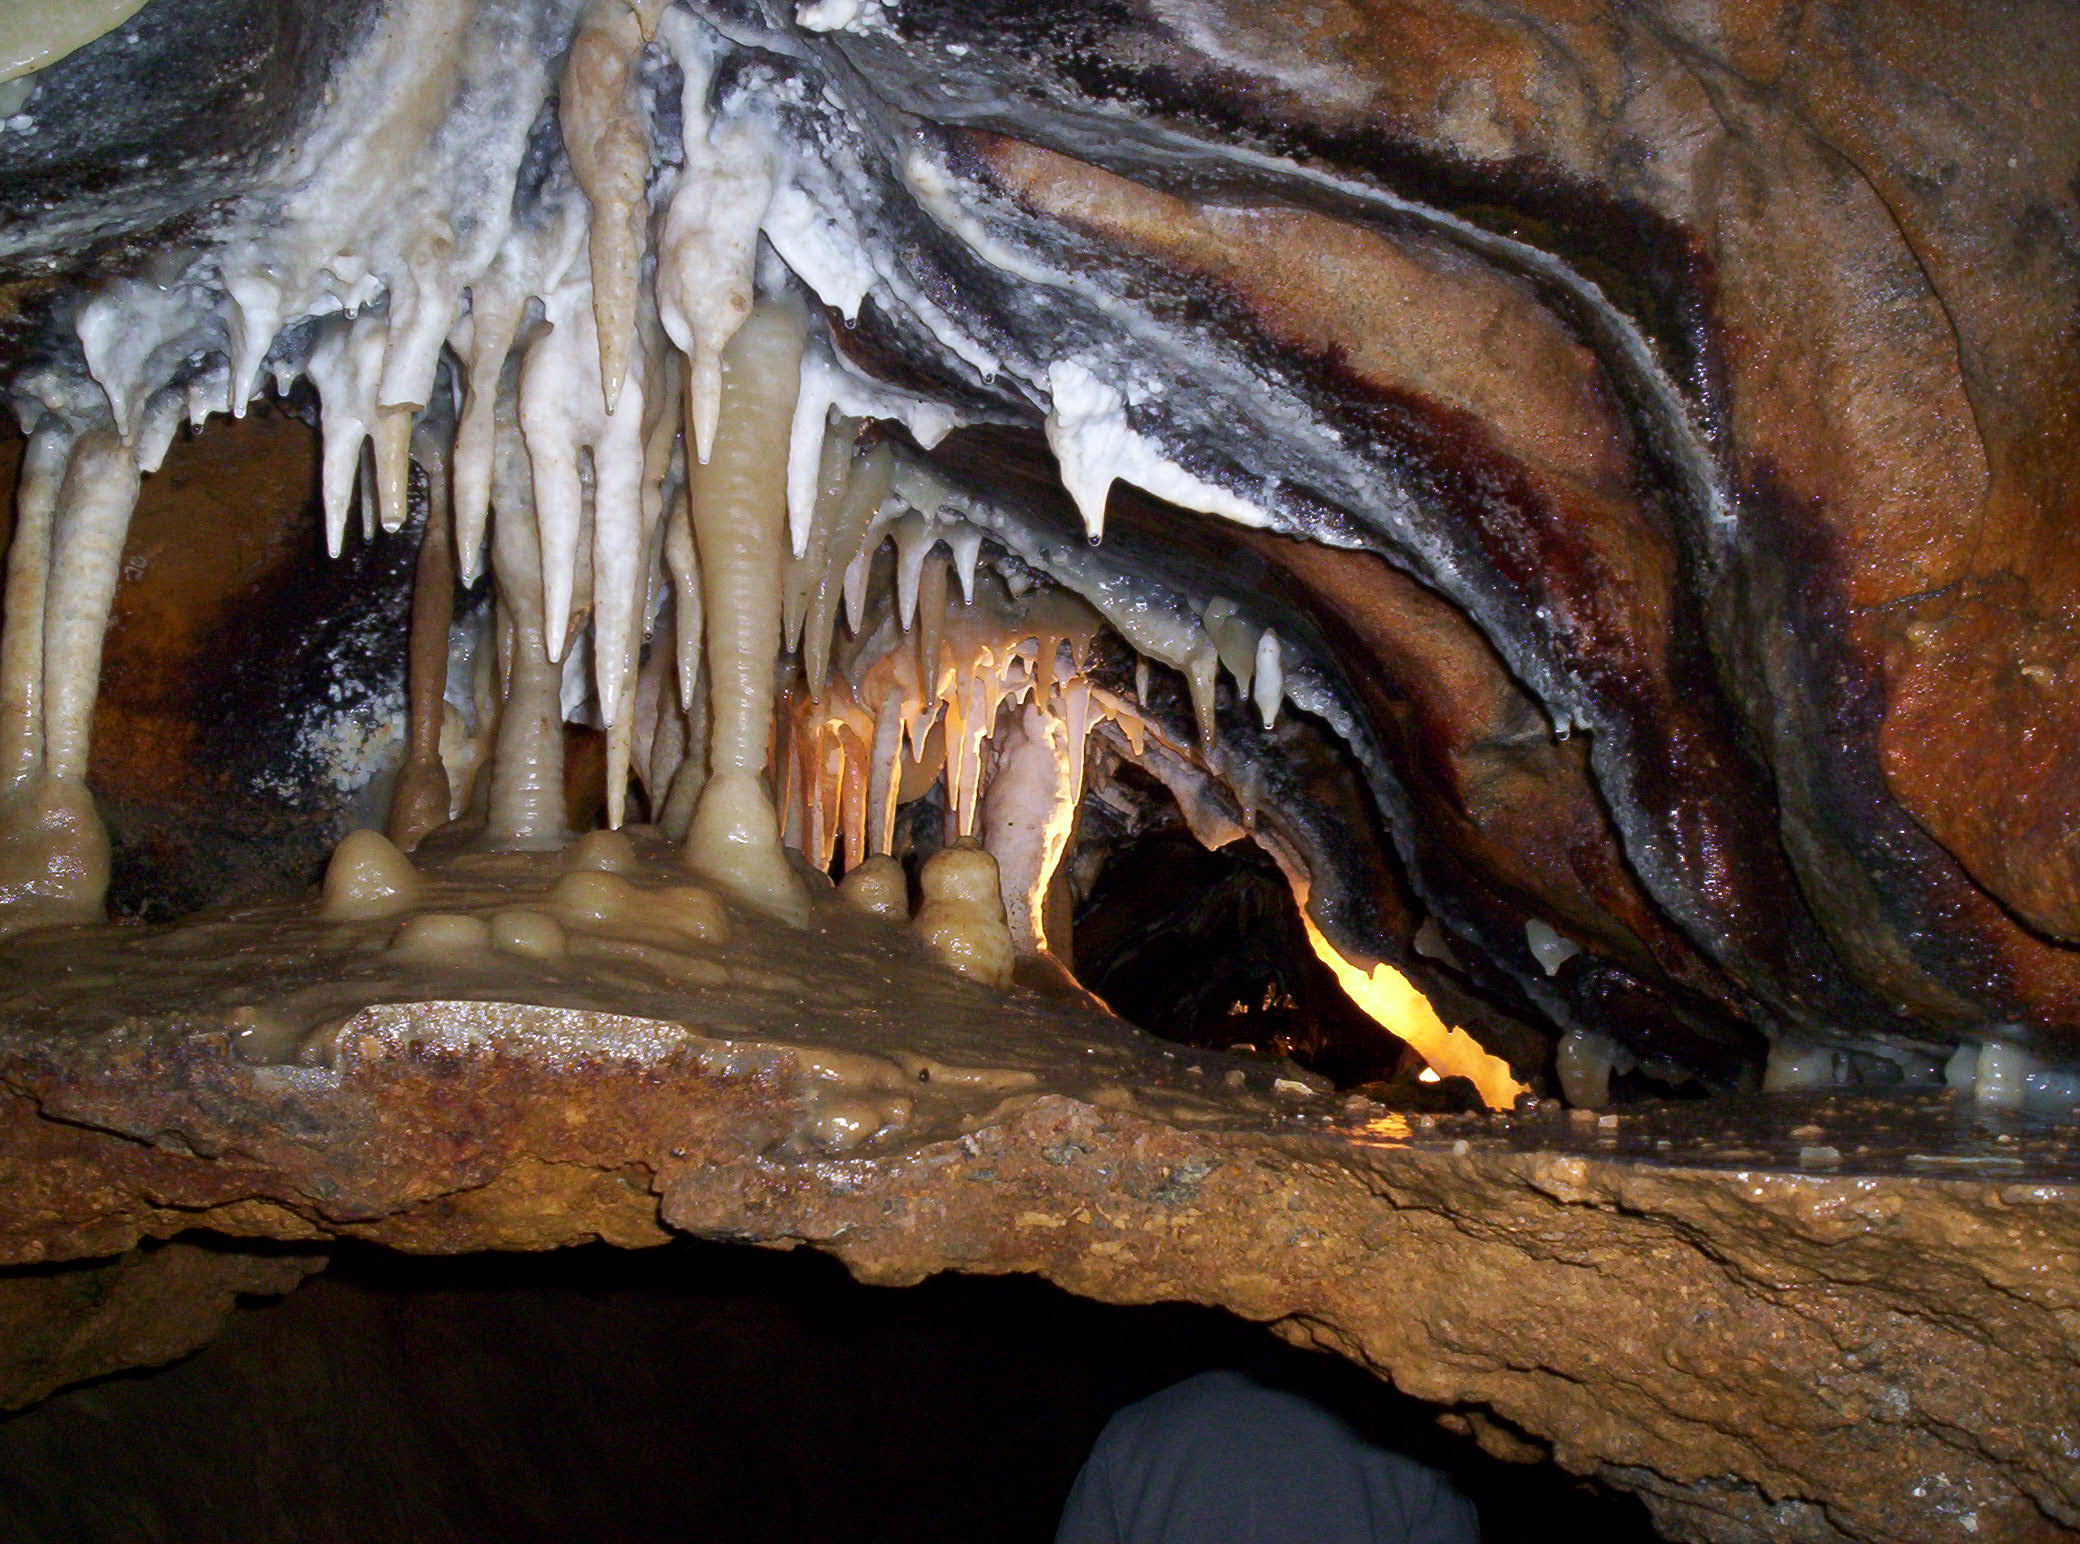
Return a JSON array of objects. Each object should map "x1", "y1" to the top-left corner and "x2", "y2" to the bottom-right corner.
[{"x1": 1, "y1": 3, "x2": 2078, "y2": 1543}]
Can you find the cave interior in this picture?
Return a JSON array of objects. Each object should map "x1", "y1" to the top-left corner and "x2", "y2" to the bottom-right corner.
[{"x1": 0, "y1": 2, "x2": 2076, "y2": 1542}]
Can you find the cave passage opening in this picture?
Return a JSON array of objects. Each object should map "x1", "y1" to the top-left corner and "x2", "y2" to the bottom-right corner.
[{"x1": 0, "y1": 1237, "x2": 1668, "y2": 1544}]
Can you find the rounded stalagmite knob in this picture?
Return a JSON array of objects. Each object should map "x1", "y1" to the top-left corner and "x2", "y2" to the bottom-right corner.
[
  {"x1": 838, "y1": 853, "x2": 909, "y2": 921},
  {"x1": 914, "y1": 841, "x2": 1014, "y2": 987},
  {"x1": 322, "y1": 829, "x2": 420, "y2": 921}
]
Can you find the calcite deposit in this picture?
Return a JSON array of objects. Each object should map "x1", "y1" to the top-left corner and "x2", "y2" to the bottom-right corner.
[
  {"x1": 1, "y1": 0, "x2": 2076, "y2": 1082},
  {"x1": 0, "y1": 2, "x2": 2077, "y2": 1542}
]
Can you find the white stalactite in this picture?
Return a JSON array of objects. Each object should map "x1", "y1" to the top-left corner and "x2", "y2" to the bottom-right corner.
[{"x1": 561, "y1": 0, "x2": 650, "y2": 414}]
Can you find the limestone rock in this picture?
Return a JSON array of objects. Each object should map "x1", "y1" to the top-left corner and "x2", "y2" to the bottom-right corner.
[{"x1": 0, "y1": 998, "x2": 2072, "y2": 1544}]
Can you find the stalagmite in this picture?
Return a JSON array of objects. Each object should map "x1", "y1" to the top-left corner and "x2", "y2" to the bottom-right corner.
[
  {"x1": 0, "y1": 418, "x2": 66, "y2": 793},
  {"x1": 837, "y1": 852, "x2": 907, "y2": 919},
  {"x1": 322, "y1": 829, "x2": 421, "y2": 921},
  {"x1": 0, "y1": 424, "x2": 133, "y2": 931},
  {"x1": 568, "y1": 827, "x2": 640, "y2": 874},
  {"x1": 603, "y1": 659, "x2": 639, "y2": 829},
  {"x1": 483, "y1": 407, "x2": 570, "y2": 850},
  {"x1": 655, "y1": 692, "x2": 706, "y2": 838},
  {"x1": 390, "y1": 910, "x2": 493, "y2": 962},
  {"x1": 633, "y1": 609, "x2": 687, "y2": 813},
  {"x1": 915, "y1": 841, "x2": 1014, "y2": 987},
  {"x1": 491, "y1": 906, "x2": 569, "y2": 963},
  {"x1": 681, "y1": 298, "x2": 810, "y2": 924},
  {"x1": 386, "y1": 435, "x2": 456, "y2": 852}
]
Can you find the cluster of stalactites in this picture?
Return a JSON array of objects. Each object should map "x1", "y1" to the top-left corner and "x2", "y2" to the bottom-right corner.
[
  {"x1": 774, "y1": 531, "x2": 1109, "y2": 963},
  {"x1": 0, "y1": 2, "x2": 818, "y2": 933},
  {"x1": 0, "y1": 0, "x2": 1298, "y2": 962}
]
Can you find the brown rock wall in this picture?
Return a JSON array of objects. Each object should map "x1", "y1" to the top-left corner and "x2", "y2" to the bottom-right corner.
[{"x1": 1, "y1": 1001, "x2": 2072, "y2": 1544}]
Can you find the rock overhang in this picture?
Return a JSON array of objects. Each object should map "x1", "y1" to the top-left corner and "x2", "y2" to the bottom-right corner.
[{"x1": 0, "y1": 2, "x2": 2077, "y2": 1541}]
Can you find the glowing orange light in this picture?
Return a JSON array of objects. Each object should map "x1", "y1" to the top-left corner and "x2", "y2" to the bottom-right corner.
[{"x1": 1301, "y1": 913, "x2": 1528, "y2": 1111}]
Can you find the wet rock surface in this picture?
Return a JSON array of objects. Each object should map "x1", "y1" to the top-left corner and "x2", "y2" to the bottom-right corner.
[
  {"x1": 0, "y1": 988, "x2": 2072, "y2": 1544},
  {"x1": 0, "y1": 4, "x2": 2075, "y2": 1541}
]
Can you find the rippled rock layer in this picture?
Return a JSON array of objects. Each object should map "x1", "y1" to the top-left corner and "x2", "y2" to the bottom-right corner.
[{"x1": 2, "y1": 978, "x2": 2075, "y2": 1544}]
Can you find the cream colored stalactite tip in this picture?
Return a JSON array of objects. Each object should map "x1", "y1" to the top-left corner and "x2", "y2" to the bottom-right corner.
[
  {"x1": 0, "y1": 0, "x2": 149, "y2": 84},
  {"x1": 915, "y1": 841, "x2": 1015, "y2": 987},
  {"x1": 322, "y1": 829, "x2": 420, "y2": 921}
]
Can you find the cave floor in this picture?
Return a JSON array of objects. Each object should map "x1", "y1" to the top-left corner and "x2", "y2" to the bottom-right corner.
[{"x1": 0, "y1": 868, "x2": 2074, "y2": 1543}]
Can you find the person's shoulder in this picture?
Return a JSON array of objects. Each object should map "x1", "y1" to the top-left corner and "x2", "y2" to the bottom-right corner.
[
  {"x1": 1108, "y1": 1368, "x2": 1347, "y2": 1442},
  {"x1": 1111, "y1": 1368, "x2": 1261, "y2": 1424}
]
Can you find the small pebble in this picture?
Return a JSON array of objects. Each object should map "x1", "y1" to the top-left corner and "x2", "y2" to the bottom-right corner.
[{"x1": 1800, "y1": 1145, "x2": 1842, "y2": 1167}]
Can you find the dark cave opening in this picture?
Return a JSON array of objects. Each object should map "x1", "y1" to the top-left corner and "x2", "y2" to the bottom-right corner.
[
  {"x1": 0, "y1": 1240, "x2": 1664, "y2": 1543},
  {"x1": 1072, "y1": 822, "x2": 1423, "y2": 1093}
]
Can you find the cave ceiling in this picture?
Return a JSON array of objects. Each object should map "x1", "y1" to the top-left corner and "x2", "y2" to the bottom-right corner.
[{"x1": 0, "y1": 2, "x2": 2076, "y2": 1542}]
